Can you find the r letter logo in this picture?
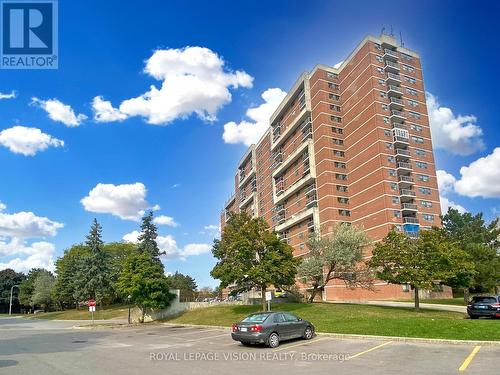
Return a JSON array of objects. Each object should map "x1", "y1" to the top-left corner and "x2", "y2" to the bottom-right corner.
[{"x1": 1, "y1": 0, "x2": 58, "y2": 69}]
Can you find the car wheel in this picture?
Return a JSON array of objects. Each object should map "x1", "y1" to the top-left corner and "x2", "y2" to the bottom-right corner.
[
  {"x1": 268, "y1": 333, "x2": 280, "y2": 348},
  {"x1": 469, "y1": 315, "x2": 478, "y2": 319},
  {"x1": 303, "y1": 326, "x2": 313, "y2": 340}
]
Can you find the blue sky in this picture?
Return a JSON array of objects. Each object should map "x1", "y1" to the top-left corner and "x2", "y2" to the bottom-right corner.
[{"x1": 0, "y1": 0, "x2": 499, "y2": 287}]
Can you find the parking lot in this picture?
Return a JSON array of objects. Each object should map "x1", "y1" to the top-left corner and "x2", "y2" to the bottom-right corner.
[{"x1": 0, "y1": 317, "x2": 499, "y2": 374}]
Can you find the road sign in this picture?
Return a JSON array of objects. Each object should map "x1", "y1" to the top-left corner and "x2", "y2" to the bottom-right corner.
[
  {"x1": 265, "y1": 291, "x2": 272, "y2": 301},
  {"x1": 88, "y1": 299, "x2": 96, "y2": 307},
  {"x1": 89, "y1": 306, "x2": 95, "y2": 312}
]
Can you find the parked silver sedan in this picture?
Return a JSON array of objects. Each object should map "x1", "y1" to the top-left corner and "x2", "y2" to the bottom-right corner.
[{"x1": 231, "y1": 311, "x2": 315, "y2": 348}]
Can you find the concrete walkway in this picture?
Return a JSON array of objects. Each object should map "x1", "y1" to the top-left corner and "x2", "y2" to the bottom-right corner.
[{"x1": 331, "y1": 300, "x2": 467, "y2": 313}]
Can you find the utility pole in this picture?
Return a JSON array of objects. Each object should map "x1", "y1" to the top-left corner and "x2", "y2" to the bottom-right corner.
[{"x1": 9, "y1": 285, "x2": 19, "y2": 315}]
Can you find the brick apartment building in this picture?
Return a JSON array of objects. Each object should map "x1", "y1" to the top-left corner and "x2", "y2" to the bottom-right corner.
[{"x1": 221, "y1": 34, "x2": 447, "y2": 301}]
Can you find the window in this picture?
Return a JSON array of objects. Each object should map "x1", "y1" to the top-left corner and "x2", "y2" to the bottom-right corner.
[
  {"x1": 410, "y1": 124, "x2": 423, "y2": 132},
  {"x1": 409, "y1": 111, "x2": 421, "y2": 120},
  {"x1": 242, "y1": 313, "x2": 270, "y2": 323},
  {"x1": 420, "y1": 200, "x2": 432, "y2": 208},
  {"x1": 377, "y1": 67, "x2": 384, "y2": 73},
  {"x1": 334, "y1": 161, "x2": 346, "y2": 169},
  {"x1": 330, "y1": 104, "x2": 341, "y2": 112},
  {"x1": 406, "y1": 88, "x2": 418, "y2": 96},
  {"x1": 423, "y1": 214, "x2": 434, "y2": 221},
  {"x1": 381, "y1": 104, "x2": 388, "y2": 111},
  {"x1": 394, "y1": 210, "x2": 401, "y2": 218},
  {"x1": 335, "y1": 173, "x2": 347, "y2": 180},
  {"x1": 338, "y1": 209, "x2": 351, "y2": 217},
  {"x1": 374, "y1": 43, "x2": 382, "y2": 50},
  {"x1": 273, "y1": 313, "x2": 286, "y2": 323},
  {"x1": 402, "y1": 64, "x2": 415, "y2": 73},
  {"x1": 405, "y1": 76, "x2": 417, "y2": 84},
  {"x1": 336, "y1": 185, "x2": 348, "y2": 192},
  {"x1": 390, "y1": 183, "x2": 398, "y2": 191},
  {"x1": 331, "y1": 115, "x2": 342, "y2": 123},
  {"x1": 283, "y1": 313, "x2": 299, "y2": 322},
  {"x1": 376, "y1": 55, "x2": 383, "y2": 62},
  {"x1": 417, "y1": 174, "x2": 430, "y2": 182},
  {"x1": 384, "y1": 129, "x2": 391, "y2": 137},
  {"x1": 415, "y1": 161, "x2": 428, "y2": 169},
  {"x1": 337, "y1": 197, "x2": 349, "y2": 204},
  {"x1": 328, "y1": 82, "x2": 340, "y2": 91},
  {"x1": 392, "y1": 196, "x2": 400, "y2": 204},
  {"x1": 329, "y1": 93, "x2": 340, "y2": 101},
  {"x1": 332, "y1": 126, "x2": 343, "y2": 134},
  {"x1": 385, "y1": 142, "x2": 393, "y2": 149},
  {"x1": 407, "y1": 99, "x2": 419, "y2": 107},
  {"x1": 326, "y1": 72, "x2": 338, "y2": 79},
  {"x1": 333, "y1": 150, "x2": 345, "y2": 157},
  {"x1": 411, "y1": 135, "x2": 424, "y2": 144},
  {"x1": 383, "y1": 116, "x2": 390, "y2": 124},
  {"x1": 414, "y1": 148, "x2": 426, "y2": 157},
  {"x1": 380, "y1": 91, "x2": 387, "y2": 98},
  {"x1": 419, "y1": 187, "x2": 431, "y2": 195},
  {"x1": 388, "y1": 169, "x2": 396, "y2": 177},
  {"x1": 401, "y1": 53, "x2": 413, "y2": 62},
  {"x1": 388, "y1": 156, "x2": 396, "y2": 163},
  {"x1": 378, "y1": 79, "x2": 385, "y2": 86},
  {"x1": 332, "y1": 138, "x2": 344, "y2": 145}
]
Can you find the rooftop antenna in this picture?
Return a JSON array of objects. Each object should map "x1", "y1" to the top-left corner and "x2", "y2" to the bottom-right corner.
[
  {"x1": 390, "y1": 25, "x2": 394, "y2": 37},
  {"x1": 381, "y1": 26, "x2": 386, "y2": 35},
  {"x1": 400, "y1": 31, "x2": 405, "y2": 47}
]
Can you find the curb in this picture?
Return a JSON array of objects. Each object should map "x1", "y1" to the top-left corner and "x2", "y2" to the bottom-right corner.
[{"x1": 159, "y1": 322, "x2": 500, "y2": 346}]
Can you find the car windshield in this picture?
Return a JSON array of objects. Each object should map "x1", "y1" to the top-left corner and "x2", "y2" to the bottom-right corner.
[
  {"x1": 472, "y1": 297, "x2": 497, "y2": 304},
  {"x1": 241, "y1": 313, "x2": 270, "y2": 323}
]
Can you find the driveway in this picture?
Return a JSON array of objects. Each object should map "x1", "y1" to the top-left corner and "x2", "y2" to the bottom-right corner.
[{"x1": 0, "y1": 316, "x2": 497, "y2": 374}]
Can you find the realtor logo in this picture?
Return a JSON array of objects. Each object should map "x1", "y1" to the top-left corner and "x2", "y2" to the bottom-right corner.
[{"x1": 1, "y1": 0, "x2": 58, "y2": 69}]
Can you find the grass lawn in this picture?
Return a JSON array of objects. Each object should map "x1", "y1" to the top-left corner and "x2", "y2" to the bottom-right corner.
[
  {"x1": 395, "y1": 298, "x2": 466, "y2": 306},
  {"x1": 29, "y1": 305, "x2": 128, "y2": 320},
  {"x1": 165, "y1": 303, "x2": 499, "y2": 341}
]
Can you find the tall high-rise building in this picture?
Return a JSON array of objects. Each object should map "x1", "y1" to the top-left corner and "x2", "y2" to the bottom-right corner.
[{"x1": 221, "y1": 34, "x2": 445, "y2": 300}]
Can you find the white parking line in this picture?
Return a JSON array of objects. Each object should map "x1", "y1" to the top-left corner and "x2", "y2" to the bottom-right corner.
[{"x1": 163, "y1": 328, "x2": 222, "y2": 336}]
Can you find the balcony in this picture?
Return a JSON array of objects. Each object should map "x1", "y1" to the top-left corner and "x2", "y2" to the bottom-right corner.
[
  {"x1": 306, "y1": 195, "x2": 318, "y2": 208},
  {"x1": 387, "y1": 85, "x2": 403, "y2": 97},
  {"x1": 390, "y1": 110, "x2": 406, "y2": 123},
  {"x1": 400, "y1": 189, "x2": 416, "y2": 199},
  {"x1": 275, "y1": 206, "x2": 316, "y2": 233},
  {"x1": 304, "y1": 183, "x2": 316, "y2": 196},
  {"x1": 395, "y1": 148, "x2": 410, "y2": 157},
  {"x1": 386, "y1": 72, "x2": 402, "y2": 85},
  {"x1": 272, "y1": 124, "x2": 281, "y2": 142},
  {"x1": 383, "y1": 48, "x2": 399, "y2": 60},
  {"x1": 389, "y1": 97, "x2": 404, "y2": 110},
  {"x1": 398, "y1": 175, "x2": 414, "y2": 188},
  {"x1": 401, "y1": 203, "x2": 418, "y2": 212},
  {"x1": 397, "y1": 162, "x2": 412, "y2": 171},
  {"x1": 394, "y1": 136, "x2": 409, "y2": 147},
  {"x1": 403, "y1": 217, "x2": 419, "y2": 224},
  {"x1": 392, "y1": 123, "x2": 408, "y2": 131},
  {"x1": 384, "y1": 60, "x2": 400, "y2": 72}
]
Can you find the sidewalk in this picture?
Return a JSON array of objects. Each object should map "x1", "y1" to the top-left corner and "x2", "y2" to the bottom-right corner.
[{"x1": 330, "y1": 300, "x2": 467, "y2": 313}]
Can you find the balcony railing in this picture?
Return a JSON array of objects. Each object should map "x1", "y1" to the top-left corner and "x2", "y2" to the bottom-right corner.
[
  {"x1": 392, "y1": 123, "x2": 408, "y2": 131},
  {"x1": 402, "y1": 203, "x2": 418, "y2": 210},
  {"x1": 387, "y1": 72, "x2": 402, "y2": 81},
  {"x1": 384, "y1": 48, "x2": 399, "y2": 58},
  {"x1": 398, "y1": 175, "x2": 414, "y2": 183},
  {"x1": 385, "y1": 61, "x2": 400, "y2": 70},
  {"x1": 403, "y1": 217, "x2": 419, "y2": 224},
  {"x1": 388, "y1": 85, "x2": 402, "y2": 94},
  {"x1": 395, "y1": 148, "x2": 410, "y2": 156},
  {"x1": 391, "y1": 110, "x2": 406, "y2": 118},
  {"x1": 397, "y1": 162, "x2": 412, "y2": 169},
  {"x1": 400, "y1": 189, "x2": 416, "y2": 197},
  {"x1": 390, "y1": 97, "x2": 404, "y2": 105}
]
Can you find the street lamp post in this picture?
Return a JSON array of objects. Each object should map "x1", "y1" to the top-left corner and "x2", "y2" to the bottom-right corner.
[
  {"x1": 127, "y1": 295, "x2": 132, "y2": 324},
  {"x1": 9, "y1": 285, "x2": 19, "y2": 315}
]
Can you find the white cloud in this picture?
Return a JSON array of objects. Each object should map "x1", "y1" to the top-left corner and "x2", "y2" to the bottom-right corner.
[
  {"x1": 0, "y1": 202, "x2": 6, "y2": 212},
  {"x1": 333, "y1": 61, "x2": 343, "y2": 69},
  {"x1": 440, "y1": 196, "x2": 467, "y2": 215},
  {"x1": 436, "y1": 170, "x2": 456, "y2": 195},
  {"x1": 153, "y1": 215, "x2": 178, "y2": 227},
  {"x1": 92, "y1": 96, "x2": 128, "y2": 122},
  {"x1": 454, "y1": 147, "x2": 500, "y2": 198},
  {"x1": 0, "y1": 205, "x2": 62, "y2": 273},
  {"x1": 123, "y1": 231, "x2": 210, "y2": 260},
  {"x1": 0, "y1": 211, "x2": 63, "y2": 238},
  {"x1": 0, "y1": 126, "x2": 64, "y2": 156},
  {"x1": 223, "y1": 88, "x2": 287, "y2": 146},
  {"x1": 201, "y1": 224, "x2": 221, "y2": 237},
  {"x1": 426, "y1": 92, "x2": 484, "y2": 155},
  {"x1": 94, "y1": 46, "x2": 253, "y2": 125},
  {"x1": 0, "y1": 91, "x2": 16, "y2": 100},
  {"x1": 81, "y1": 183, "x2": 158, "y2": 221},
  {"x1": 31, "y1": 97, "x2": 88, "y2": 127}
]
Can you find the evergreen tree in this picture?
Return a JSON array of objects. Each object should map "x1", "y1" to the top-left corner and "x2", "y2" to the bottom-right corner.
[{"x1": 138, "y1": 211, "x2": 164, "y2": 262}]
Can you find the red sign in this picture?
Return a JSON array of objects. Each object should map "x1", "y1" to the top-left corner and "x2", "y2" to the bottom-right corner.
[{"x1": 88, "y1": 299, "x2": 96, "y2": 307}]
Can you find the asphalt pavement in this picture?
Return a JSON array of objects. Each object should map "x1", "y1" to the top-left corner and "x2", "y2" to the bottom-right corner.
[{"x1": 0, "y1": 316, "x2": 498, "y2": 374}]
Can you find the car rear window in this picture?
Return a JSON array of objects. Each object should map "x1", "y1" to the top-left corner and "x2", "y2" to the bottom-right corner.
[
  {"x1": 472, "y1": 297, "x2": 497, "y2": 304},
  {"x1": 242, "y1": 313, "x2": 270, "y2": 323}
]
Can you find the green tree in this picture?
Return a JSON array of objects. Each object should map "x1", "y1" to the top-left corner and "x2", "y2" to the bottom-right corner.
[
  {"x1": 441, "y1": 208, "x2": 500, "y2": 299},
  {"x1": 31, "y1": 270, "x2": 56, "y2": 311},
  {"x1": 369, "y1": 228, "x2": 474, "y2": 310},
  {"x1": 81, "y1": 219, "x2": 112, "y2": 305},
  {"x1": 117, "y1": 251, "x2": 175, "y2": 322},
  {"x1": 138, "y1": 211, "x2": 163, "y2": 262},
  {"x1": 0, "y1": 269, "x2": 25, "y2": 313},
  {"x1": 104, "y1": 242, "x2": 138, "y2": 302},
  {"x1": 211, "y1": 212, "x2": 299, "y2": 311},
  {"x1": 297, "y1": 223, "x2": 373, "y2": 303},
  {"x1": 18, "y1": 268, "x2": 45, "y2": 310},
  {"x1": 165, "y1": 272, "x2": 197, "y2": 301}
]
